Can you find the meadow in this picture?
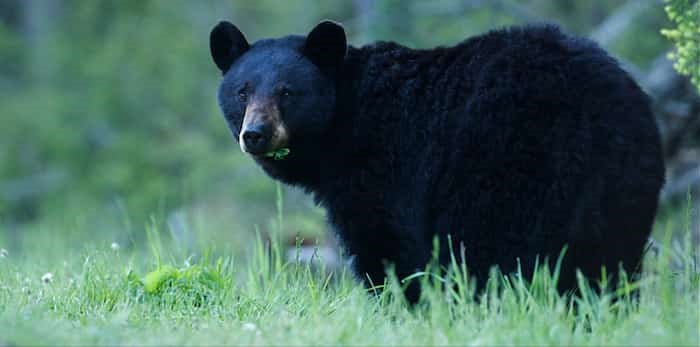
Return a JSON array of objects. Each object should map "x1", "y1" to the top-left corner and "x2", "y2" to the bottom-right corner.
[{"x1": 1, "y1": 190, "x2": 697, "y2": 346}]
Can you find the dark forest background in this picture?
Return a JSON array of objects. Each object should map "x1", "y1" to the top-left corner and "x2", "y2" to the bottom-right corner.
[{"x1": 1, "y1": 0, "x2": 698, "y2": 254}]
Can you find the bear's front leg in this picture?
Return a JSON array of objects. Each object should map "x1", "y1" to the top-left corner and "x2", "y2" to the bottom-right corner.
[{"x1": 330, "y1": 206, "x2": 432, "y2": 303}]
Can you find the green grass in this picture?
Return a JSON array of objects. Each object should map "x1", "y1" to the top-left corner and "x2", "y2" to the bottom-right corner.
[{"x1": 0, "y1": 198, "x2": 698, "y2": 346}]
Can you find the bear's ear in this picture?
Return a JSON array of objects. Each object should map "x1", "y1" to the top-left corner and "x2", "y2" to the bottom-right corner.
[
  {"x1": 304, "y1": 20, "x2": 347, "y2": 72},
  {"x1": 210, "y1": 21, "x2": 249, "y2": 73}
]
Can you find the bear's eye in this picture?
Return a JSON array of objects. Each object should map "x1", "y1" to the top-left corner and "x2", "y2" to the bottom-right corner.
[
  {"x1": 279, "y1": 87, "x2": 293, "y2": 99},
  {"x1": 237, "y1": 89, "x2": 248, "y2": 103}
]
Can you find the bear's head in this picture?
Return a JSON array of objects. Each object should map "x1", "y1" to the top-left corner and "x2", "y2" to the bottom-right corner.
[{"x1": 210, "y1": 20, "x2": 346, "y2": 181}]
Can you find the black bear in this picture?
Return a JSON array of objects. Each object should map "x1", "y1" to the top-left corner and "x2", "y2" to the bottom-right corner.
[{"x1": 209, "y1": 20, "x2": 665, "y2": 301}]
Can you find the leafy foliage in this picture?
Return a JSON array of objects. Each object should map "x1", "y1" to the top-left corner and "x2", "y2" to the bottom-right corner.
[{"x1": 662, "y1": 0, "x2": 700, "y2": 92}]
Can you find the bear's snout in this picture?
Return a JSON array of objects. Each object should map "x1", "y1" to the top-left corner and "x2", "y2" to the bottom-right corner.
[
  {"x1": 239, "y1": 100, "x2": 288, "y2": 156},
  {"x1": 241, "y1": 123, "x2": 271, "y2": 154}
]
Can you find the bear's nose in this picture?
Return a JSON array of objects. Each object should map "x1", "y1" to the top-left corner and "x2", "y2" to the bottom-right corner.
[
  {"x1": 241, "y1": 124, "x2": 270, "y2": 154},
  {"x1": 243, "y1": 130, "x2": 263, "y2": 145}
]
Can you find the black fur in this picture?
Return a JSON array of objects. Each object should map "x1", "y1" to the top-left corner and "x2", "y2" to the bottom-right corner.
[{"x1": 211, "y1": 22, "x2": 665, "y2": 302}]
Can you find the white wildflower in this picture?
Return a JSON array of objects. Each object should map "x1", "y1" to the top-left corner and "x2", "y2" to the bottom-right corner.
[
  {"x1": 0, "y1": 248, "x2": 7, "y2": 258},
  {"x1": 41, "y1": 272, "x2": 53, "y2": 284},
  {"x1": 110, "y1": 242, "x2": 120, "y2": 251},
  {"x1": 242, "y1": 322, "x2": 257, "y2": 332},
  {"x1": 184, "y1": 254, "x2": 195, "y2": 268}
]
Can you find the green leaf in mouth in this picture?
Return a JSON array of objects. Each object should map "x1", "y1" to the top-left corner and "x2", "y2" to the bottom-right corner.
[{"x1": 264, "y1": 148, "x2": 290, "y2": 160}]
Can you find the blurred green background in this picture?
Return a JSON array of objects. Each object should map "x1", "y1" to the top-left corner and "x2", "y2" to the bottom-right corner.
[{"x1": 1, "y1": 0, "x2": 698, "y2": 256}]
